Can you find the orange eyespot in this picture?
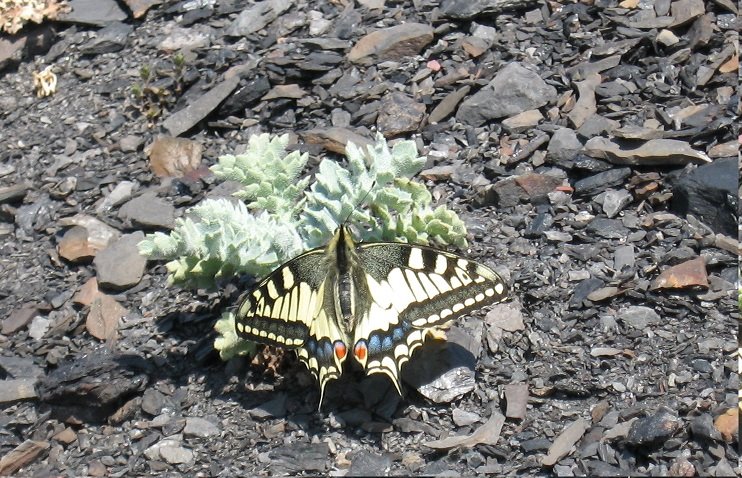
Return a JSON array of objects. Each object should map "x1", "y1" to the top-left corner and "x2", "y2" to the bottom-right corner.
[
  {"x1": 354, "y1": 341, "x2": 367, "y2": 361},
  {"x1": 334, "y1": 341, "x2": 347, "y2": 360}
]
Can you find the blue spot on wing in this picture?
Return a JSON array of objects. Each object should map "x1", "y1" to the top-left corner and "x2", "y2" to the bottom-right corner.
[
  {"x1": 368, "y1": 334, "x2": 382, "y2": 355},
  {"x1": 381, "y1": 335, "x2": 393, "y2": 352},
  {"x1": 323, "y1": 341, "x2": 333, "y2": 360},
  {"x1": 392, "y1": 326, "x2": 404, "y2": 342}
]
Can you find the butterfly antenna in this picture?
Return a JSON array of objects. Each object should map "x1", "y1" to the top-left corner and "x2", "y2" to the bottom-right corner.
[{"x1": 340, "y1": 179, "x2": 377, "y2": 227}]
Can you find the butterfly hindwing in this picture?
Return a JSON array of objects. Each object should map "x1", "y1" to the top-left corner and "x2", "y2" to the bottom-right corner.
[
  {"x1": 351, "y1": 242, "x2": 509, "y2": 391},
  {"x1": 296, "y1": 282, "x2": 349, "y2": 405}
]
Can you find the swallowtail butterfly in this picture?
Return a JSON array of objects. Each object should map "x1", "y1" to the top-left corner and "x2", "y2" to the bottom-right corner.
[{"x1": 235, "y1": 225, "x2": 508, "y2": 407}]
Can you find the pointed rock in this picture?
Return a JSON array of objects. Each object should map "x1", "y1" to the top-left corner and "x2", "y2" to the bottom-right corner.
[
  {"x1": 348, "y1": 23, "x2": 434, "y2": 64},
  {"x1": 650, "y1": 257, "x2": 708, "y2": 290},
  {"x1": 583, "y1": 137, "x2": 711, "y2": 166}
]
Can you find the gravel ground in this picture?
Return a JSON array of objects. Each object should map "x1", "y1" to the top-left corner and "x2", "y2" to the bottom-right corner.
[{"x1": 0, "y1": 0, "x2": 738, "y2": 476}]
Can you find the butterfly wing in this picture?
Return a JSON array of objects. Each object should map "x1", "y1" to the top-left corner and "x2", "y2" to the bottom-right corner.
[
  {"x1": 234, "y1": 248, "x2": 327, "y2": 348},
  {"x1": 234, "y1": 234, "x2": 351, "y2": 407},
  {"x1": 351, "y1": 243, "x2": 509, "y2": 392}
]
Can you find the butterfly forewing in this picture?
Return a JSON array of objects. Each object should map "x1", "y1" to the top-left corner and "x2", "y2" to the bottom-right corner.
[{"x1": 234, "y1": 249, "x2": 328, "y2": 348}]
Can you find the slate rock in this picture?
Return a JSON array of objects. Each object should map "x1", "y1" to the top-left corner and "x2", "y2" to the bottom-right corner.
[
  {"x1": 613, "y1": 245, "x2": 636, "y2": 275},
  {"x1": 523, "y1": 207, "x2": 553, "y2": 237},
  {"x1": 547, "y1": 128, "x2": 583, "y2": 165},
  {"x1": 521, "y1": 438, "x2": 551, "y2": 452},
  {"x1": 567, "y1": 54, "x2": 622, "y2": 81},
  {"x1": 618, "y1": 306, "x2": 660, "y2": 329},
  {"x1": 37, "y1": 352, "x2": 150, "y2": 421},
  {"x1": 218, "y1": 75, "x2": 271, "y2": 117},
  {"x1": 402, "y1": 324, "x2": 481, "y2": 403},
  {"x1": 0, "y1": 356, "x2": 44, "y2": 379},
  {"x1": 568, "y1": 74, "x2": 600, "y2": 128},
  {"x1": 118, "y1": 193, "x2": 175, "y2": 229},
  {"x1": 269, "y1": 443, "x2": 328, "y2": 474},
  {"x1": 573, "y1": 168, "x2": 632, "y2": 196},
  {"x1": 452, "y1": 408, "x2": 481, "y2": 426},
  {"x1": 670, "y1": 157, "x2": 737, "y2": 236},
  {"x1": 28, "y1": 316, "x2": 50, "y2": 340},
  {"x1": 542, "y1": 418, "x2": 590, "y2": 466},
  {"x1": 158, "y1": 25, "x2": 212, "y2": 51},
  {"x1": 124, "y1": 0, "x2": 163, "y2": 19},
  {"x1": 650, "y1": 257, "x2": 708, "y2": 290},
  {"x1": 457, "y1": 62, "x2": 557, "y2": 126},
  {"x1": 570, "y1": 277, "x2": 604, "y2": 307},
  {"x1": 708, "y1": 459, "x2": 736, "y2": 477},
  {"x1": 576, "y1": 113, "x2": 619, "y2": 140},
  {"x1": 602, "y1": 189, "x2": 633, "y2": 218},
  {"x1": 713, "y1": 408, "x2": 738, "y2": 443},
  {"x1": 440, "y1": 0, "x2": 539, "y2": 19},
  {"x1": 141, "y1": 388, "x2": 176, "y2": 416},
  {"x1": 93, "y1": 232, "x2": 147, "y2": 290},
  {"x1": 15, "y1": 195, "x2": 57, "y2": 237},
  {"x1": 670, "y1": 0, "x2": 705, "y2": 27},
  {"x1": 57, "y1": 214, "x2": 121, "y2": 253},
  {"x1": 501, "y1": 109, "x2": 543, "y2": 133},
  {"x1": 687, "y1": 13, "x2": 713, "y2": 49},
  {"x1": 2, "y1": 305, "x2": 40, "y2": 335},
  {"x1": 478, "y1": 173, "x2": 562, "y2": 208},
  {"x1": 585, "y1": 217, "x2": 629, "y2": 239},
  {"x1": 147, "y1": 136, "x2": 203, "y2": 178},
  {"x1": 425, "y1": 411, "x2": 505, "y2": 450},
  {"x1": 225, "y1": 0, "x2": 291, "y2": 36},
  {"x1": 162, "y1": 76, "x2": 241, "y2": 137},
  {"x1": 503, "y1": 383, "x2": 528, "y2": 419},
  {"x1": 583, "y1": 137, "x2": 712, "y2": 166},
  {"x1": 626, "y1": 408, "x2": 681, "y2": 447},
  {"x1": 80, "y1": 22, "x2": 133, "y2": 55},
  {"x1": 377, "y1": 92, "x2": 425, "y2": 136},
  {"x1": 86, "y1": 293, "x2": 127, "y2": 341},
  {"x1": 96, "y1": 180, "x2": 135, "y2": 213},
  {"x1": 585, "y1": 461, "x2": 634, "y2": 477},
  {"x1": 0, "y1": 379, "x2": 38, "y2": 403},
  {"x1": 60, "y1": 0, "x2": 128, "y2": 26},
  {"x1": 691, "y1": 359, "x2": 713, "y2": 373},
  {"x1": 159, "y1": 445, "x2": 193, "y2": 464},
  {"x1": 0, "y1": 440, "x2": 50, "y2": 476},
  {"x1": 573, "y1": 154, "x2": 613, "y2": 173},
  {"x1": 393, "y1": 417, "x2": 440, "y2": 436},
  {"x1": 301, "y1": 127, "x2": 373, "y2": 155},
  {"x1": 347, "y1": 450, "x2": 392, "y2": 477},
  {"x1": 348, "y1": 23, "x2": 434, "y2": 65},
  {"x1": 0, "y1": 182, "x2": 30, "y2": 203},
  {"x1": 183, "y1": 417, "x2": 220, "y2": 438}
]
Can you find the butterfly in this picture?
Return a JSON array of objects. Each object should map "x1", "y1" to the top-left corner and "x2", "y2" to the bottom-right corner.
[{"x1": 234, "y1": 225, "x2": 508, "y2": 408}]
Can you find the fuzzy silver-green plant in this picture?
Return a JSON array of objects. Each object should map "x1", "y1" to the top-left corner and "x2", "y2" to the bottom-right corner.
[
  {"x1": 214, "y1": 311, "x2": 257, "y2": 360},
  {"x1": 138, "y1": 132, "x2": 470, "y2": 359},
  {"x1": 212, "y1": 133, "x2": 311, "y2": 218},
  {"x1": 139, "y1": 199, "x2": 304, "y2": 289}
]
